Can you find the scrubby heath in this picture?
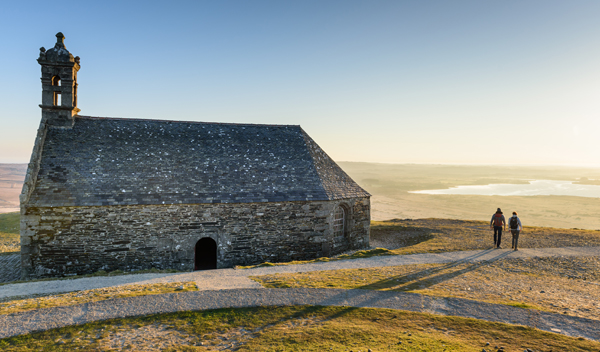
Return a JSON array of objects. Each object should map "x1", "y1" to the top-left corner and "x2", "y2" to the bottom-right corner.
[
  {"x1": 1, "y1": 306, "x2": 599, "y2": 351},
  {"x1": 0, "y1": 282, "x2": 198, "y2": 315},
  {"x1": 370, "y1": 219, "x2": 600, "y2": 254},
  {"x1": 339, "y1": 162, "x2": 600, "y2": 230},
  {"x1": 0, "y1": 212, "x2": 19, "y2": 254}
]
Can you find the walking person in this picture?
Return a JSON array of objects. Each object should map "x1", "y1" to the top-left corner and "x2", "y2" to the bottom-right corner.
[
  {"x1": 490, "y1": 208, "x2": 506, "y2": 248},
  {"x1": 509, "y1": 211, "x2": 523, "y2": 251}
]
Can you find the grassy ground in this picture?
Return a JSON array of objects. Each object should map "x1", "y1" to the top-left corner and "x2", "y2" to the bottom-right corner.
[
  {"x1": 251, "y1": 256, "x2": 600, "y2": 320},
  {"x1": 0, "y1": 212, "x2": 19, "y2": 234},
  {"x1": 1, "y1": 305, "x2": 599, "y2": 351},
  {"x1": 0, "y1": 212, "x2": 19, "y2": 254},
  {"x1": 0, "y1": 282, "x2": 198, "y2": 315},
  {"x1": 370, "y1": 219, "x2": 600, "y2": 254},
  {"x1": 0, "y1": 232, "x2": 18, "y2": 254}
]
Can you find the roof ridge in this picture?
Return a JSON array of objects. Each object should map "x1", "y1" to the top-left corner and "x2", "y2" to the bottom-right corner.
[{"x1": 75, "y1": 115, "x2": 300, "y2": 128}]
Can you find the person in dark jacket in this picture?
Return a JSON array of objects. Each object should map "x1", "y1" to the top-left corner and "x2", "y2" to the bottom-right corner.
[
  {"x1": 490, "y1": 208, "x2": 506, "y2": 248},
  {"x1": 509, "y1": 211, "x2": 523, "y2": 251}
]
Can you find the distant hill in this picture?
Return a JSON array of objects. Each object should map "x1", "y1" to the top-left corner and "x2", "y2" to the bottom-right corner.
[
  {"x1": 0, "y1": 164, "x2": 26, "y2": 213},
  {"x1": 339, "y1": 162, "x2": 600, "y2": 230}
]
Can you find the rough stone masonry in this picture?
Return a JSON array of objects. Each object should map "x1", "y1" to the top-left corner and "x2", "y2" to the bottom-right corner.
[{"x1": 20, "y1": 33, "x2": 371, "y2": 279}]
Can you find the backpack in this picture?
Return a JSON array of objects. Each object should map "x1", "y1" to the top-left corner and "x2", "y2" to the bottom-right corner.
[
  {"x1": 510, "y1": 217, "x2": 519, "y2": 229},
  {"x1": 493, "y1": 213, "x2": 503, "y2": 226}
]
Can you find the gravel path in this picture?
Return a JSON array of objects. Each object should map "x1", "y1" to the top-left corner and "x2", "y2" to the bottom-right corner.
[
  {"x1": 1, "y1": 246, "x2": 599, "y2": 341},
  {"x1": 2, "y1": 246, "x2": 599, "y2": 299},
  {"x1": 1, "y1": 288, "x2": 599, "y2": 341}
]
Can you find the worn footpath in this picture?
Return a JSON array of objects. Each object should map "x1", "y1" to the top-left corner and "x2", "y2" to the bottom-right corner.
[
  {"x1": 2, "y1": 246, "x2": 600, "y2": 299},
  {"x1": 1, "y1": 246, "x2": 599, "y2": 341}
]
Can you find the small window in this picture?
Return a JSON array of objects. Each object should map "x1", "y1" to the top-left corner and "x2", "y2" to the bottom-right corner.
[
  {"x1": 52, "y1": 76, "x2": 61, "y2": 86},
  {"x1": 53, "y1": 92, "x2": 61, "y2": 106},
  {"x1": 333, "y1": 205, "x2": 345, "y2": 236}
]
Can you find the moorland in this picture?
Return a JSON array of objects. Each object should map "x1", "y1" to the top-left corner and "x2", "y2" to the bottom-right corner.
[{"x1": 1, "y1": 216, "x2": 600, "y2": 350}]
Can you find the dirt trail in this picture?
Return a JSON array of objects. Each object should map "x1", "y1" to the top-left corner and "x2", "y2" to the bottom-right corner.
[{"x1": 2, "y1": 246, "x2": 599, "y2": 300}]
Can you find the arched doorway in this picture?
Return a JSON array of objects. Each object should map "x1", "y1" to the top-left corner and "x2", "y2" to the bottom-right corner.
[{"x1": 195, "y1": 237, "x2": 217, "y2": 270}]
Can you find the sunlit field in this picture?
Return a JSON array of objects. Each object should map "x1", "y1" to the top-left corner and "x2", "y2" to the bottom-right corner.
[{"x1": 340, "y1": 162, "x2": 600, "y2": 230}]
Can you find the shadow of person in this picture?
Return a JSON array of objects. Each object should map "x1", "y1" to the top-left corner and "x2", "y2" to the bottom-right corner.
[{"x1": 358, "y1": 249, "x2": 512, "y2": 292}]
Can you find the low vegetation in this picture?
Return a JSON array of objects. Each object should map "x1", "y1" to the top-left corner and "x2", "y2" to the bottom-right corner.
[
  {"x1": 0, "y1": 212, "x2": 19, "y2": 254},
  {"x1": 0, "y1": 232, "x2": 18, "y2": 254},
  {"x1": 371, "y1": 218, "x2": 600, "y2": 254},
  {"x1": 1, "y1": 305, "x2": 599, "y2": 351},
  {"x1": 251, "y1": 256, "x2": 600, "y2": 320},
  {"x1": 0, "y1": 282, "x2": 198, "y2": 315},
  {"x1": 0, "y1": 212, "x2": 19, "y2": 234}
]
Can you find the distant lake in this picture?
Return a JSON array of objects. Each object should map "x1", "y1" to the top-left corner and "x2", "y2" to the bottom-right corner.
[{"x1": 410, "y1": 180, "x2": 600, "y2": 198}]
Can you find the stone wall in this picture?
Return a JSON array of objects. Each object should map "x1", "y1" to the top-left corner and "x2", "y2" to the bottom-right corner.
[{"x1": 21, "y1": 197, "x2": 370, "y2": 279}]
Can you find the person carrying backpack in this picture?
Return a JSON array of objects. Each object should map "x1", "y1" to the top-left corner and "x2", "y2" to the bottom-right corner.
[
  {"x1": 490, "y1": 208, "x2": 506, "y2": 248},
  {"x1": 509, "y1": 211, "x2": 523, "y2": 251}
]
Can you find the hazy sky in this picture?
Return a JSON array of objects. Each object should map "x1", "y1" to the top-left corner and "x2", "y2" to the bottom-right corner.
[{"x1": 1, "y1": 1, "x2": 599, "y2": 166}]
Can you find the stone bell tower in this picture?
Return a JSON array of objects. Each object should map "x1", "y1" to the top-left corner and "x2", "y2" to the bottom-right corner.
[{"x1": 37, "y1": 32, "x2": 80, "y2": 127}]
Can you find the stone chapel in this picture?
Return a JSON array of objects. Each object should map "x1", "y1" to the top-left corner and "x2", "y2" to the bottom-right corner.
[{"x1": 20, "y1": 33, "x2": 371, "y2": 279}]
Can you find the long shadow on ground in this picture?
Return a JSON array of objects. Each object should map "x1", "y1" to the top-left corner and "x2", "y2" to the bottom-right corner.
[{"x1": 1, "y1": 288, "x2": 599, "y2": 342}]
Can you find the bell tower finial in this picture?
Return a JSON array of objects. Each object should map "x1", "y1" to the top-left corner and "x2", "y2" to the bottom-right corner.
[
  {"x1": 55, "y1": 32, "x2": 65, "y2": 48},
  {"x1": 38, "y1": 32, "x2": 80, "y2": 127}
]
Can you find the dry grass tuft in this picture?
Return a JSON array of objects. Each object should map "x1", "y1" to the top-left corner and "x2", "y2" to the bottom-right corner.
[
  {"x1": 0, "y1": 232, "x2": 19, "y2": 254},
  {"x1": 0, "y1": 281, "x2": 198, "y2": 315}
]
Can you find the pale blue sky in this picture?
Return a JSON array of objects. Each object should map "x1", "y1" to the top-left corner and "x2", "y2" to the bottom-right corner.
[{"x1": 1, "y1": 1, "x2": 599, "y2": 165}]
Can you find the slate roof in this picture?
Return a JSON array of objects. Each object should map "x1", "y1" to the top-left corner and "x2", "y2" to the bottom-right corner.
[{"x1": 27, "y1": 116, "x2": 370, "y2": 207}]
